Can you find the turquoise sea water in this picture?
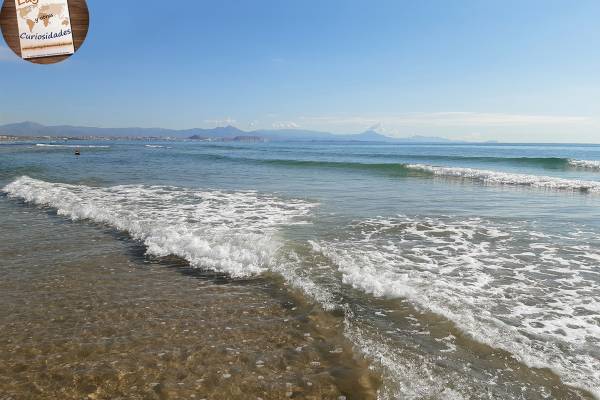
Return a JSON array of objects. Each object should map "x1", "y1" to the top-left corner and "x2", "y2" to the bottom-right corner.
[{"x1": 1, "y1": 140, "x2": 600, "y2": 399}]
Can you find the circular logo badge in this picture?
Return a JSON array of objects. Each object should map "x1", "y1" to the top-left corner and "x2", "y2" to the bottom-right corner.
[{"x1": 0, "y1": 0, "x2": 88, "y2": 64}]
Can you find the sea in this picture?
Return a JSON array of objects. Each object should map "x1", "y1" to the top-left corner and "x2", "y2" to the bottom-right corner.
[{"x1": 1, "y1": 140, "x2": 599, "y2": 399}]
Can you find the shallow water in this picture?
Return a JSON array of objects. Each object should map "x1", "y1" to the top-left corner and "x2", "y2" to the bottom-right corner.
[
  {"x1": 0, "y1": 199, "x2": 377, "y2": 399},
  {"x1": 1, "y1": 140, "x2": 599, "y2": 399}
]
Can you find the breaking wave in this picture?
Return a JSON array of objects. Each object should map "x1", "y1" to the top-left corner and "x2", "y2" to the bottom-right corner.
[
  {"x1": 210, "y1": 156, "x2": 600, "y2": 193},
  {"x1": 314, "y1": 216, "x2": 600, "y2": 398},
  {"x1": 2, "y1": 176, "x2": 314, "y2": 278},
  {"x1": 35, "y1": 144, "x2": 110, "y2": 148},
  {"x1": 406, "y1": 164, "x2": 600, "y2": 192},
  {"x1": 568, "y1": 159, "x2": 600, "y2": 170},
  {"x1": 3, "y1": 176, "x2": 600, "y2": 398}
]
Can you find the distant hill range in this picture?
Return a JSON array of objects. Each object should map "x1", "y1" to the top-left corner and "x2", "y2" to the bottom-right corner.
[{"x1": 0, "y1": 121, "x2": 463, "y2": 143}]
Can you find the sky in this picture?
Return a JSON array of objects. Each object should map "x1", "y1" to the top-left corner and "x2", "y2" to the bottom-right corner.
[{"x1": 1, "y1": 0, "x2": 599, "y2": 142}]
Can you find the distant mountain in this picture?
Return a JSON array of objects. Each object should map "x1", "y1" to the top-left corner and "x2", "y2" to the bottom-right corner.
[
  {"x1": 187, "y1": 125, "x2": 247, "y2": 138},
  {"x1": 0, "y1": 122, "x2": 49, "y2": 136},
  {"x1": 0, "y1": 121, "x2": 177, "y2": 138},
  {"x1": 348, "y1": 130, "x2": 402, "y2": 142},
  {"x1": 0, "y1": 121, "x2": 459, "y2": 143}
]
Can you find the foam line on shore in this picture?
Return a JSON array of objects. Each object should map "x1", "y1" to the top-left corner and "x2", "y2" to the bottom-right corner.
[
  {"x1": 2, "y1": 176, "x2": 314, "y2": 278},
  {"x1": 315, "y1": 216, "x2": 600, "y2": 398}
]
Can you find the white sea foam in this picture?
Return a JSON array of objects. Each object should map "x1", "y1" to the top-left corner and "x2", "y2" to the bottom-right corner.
[
  {"x1": 2, "y1": 176, "x2": 315, "y2": 278},
  {"x1": 345, "y1": 322, "x2": 469, "y2": 400},
  {"x1": 35, "y1": 144, "x2": 110, "y2": 148},
  {"x1": 568, "y1": 159, "x2": 600, "y2": 170},
  {"x1": 5, "y1": 176, "x2": 600, "y2": 397},
  {"x1": 1, "y1": 176, "x2": 476, "y2": 398},
  {"x1": 316, "y1": 216, "x2": 600, "y2": 398},
  {"x1": 406, "y1": 164, "x2": 600, "y2": 192},
  {"x1": 145, "y1": 144, "x2": 166, "y2": 148}
]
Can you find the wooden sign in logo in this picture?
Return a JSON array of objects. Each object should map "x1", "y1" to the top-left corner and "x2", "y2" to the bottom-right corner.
[{"x1": 0, "y1": 0, "x2": 88, "y2": 64}]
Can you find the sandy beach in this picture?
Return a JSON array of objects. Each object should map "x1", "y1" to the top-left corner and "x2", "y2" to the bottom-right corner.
[{"x1": 0, "y1": 198, "x2": 378, "y2": 399}]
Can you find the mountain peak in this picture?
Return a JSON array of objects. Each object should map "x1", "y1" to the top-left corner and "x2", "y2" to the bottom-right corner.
[
  {"x1": 211, "y1": 125, "x2": 244, "y2": 133},
  {"x1": 354, "y1": 129, "x2": 393, "y2": 141},
  {"x1": 9, "y1": 121, "x2": 45, "y2": 128}
]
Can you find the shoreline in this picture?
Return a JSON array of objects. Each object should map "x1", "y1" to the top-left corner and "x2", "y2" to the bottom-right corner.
[
  {"x1": 1, "y1": 155, "x2": 599, "y2": 398},
  {"x1": 0, "y1": 200, "x2": 379, "y2": 399}
]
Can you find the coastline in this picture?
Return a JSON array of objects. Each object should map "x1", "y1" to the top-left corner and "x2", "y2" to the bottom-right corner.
[
  {"x1": 2, "y1": 139, "x2": 599, "y2": 398},
  {"x1": 0, "y1": 198, "x2": 379, "y2": 399}
]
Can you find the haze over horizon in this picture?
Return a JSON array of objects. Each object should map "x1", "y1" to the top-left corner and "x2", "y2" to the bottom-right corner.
[{"x1": 1, "y1": 0, "x2": 599, "y2": 143}]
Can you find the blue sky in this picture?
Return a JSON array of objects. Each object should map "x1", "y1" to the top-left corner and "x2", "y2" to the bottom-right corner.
[{"x1": 1, "y1": 0, "x2": 599, "y2": 142}]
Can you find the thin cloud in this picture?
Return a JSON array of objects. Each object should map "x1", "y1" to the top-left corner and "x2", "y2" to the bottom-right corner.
[
  {"x1": 272, "y1": 121, "x2": 299, "y2": 129},
  {"x1": 301, "y1": 112, "x2": 594, "y2": 128},
  {"x1": 204, "y1": 117, "x2": 237, "y2": 127}
]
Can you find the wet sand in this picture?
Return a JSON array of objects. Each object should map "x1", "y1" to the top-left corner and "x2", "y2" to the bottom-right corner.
[{"x1": 0, "y1": 202, "x2": 379, "y2": 399}]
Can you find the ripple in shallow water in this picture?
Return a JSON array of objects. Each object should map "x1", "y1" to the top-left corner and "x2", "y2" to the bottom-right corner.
[{"x1": 0, "y1": 199, "x2": 377, "y2": 399}]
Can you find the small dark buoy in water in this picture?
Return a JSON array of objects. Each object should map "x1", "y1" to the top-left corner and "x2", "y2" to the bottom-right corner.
[{"x1": 75, "y1": 148, "x2": 81, "y2": 156}]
